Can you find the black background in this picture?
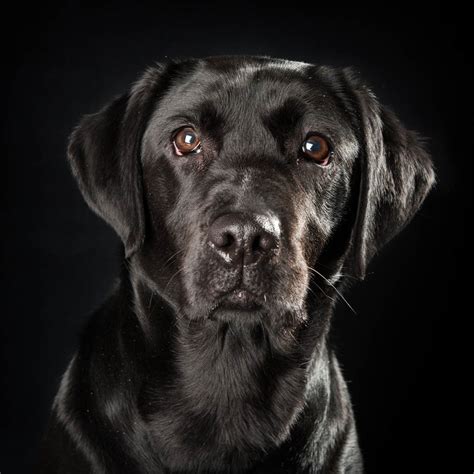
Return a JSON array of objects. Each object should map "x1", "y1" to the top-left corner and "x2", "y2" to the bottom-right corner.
[{"x1": 1, "y1": 2, "x2": 470, "y2": 473}]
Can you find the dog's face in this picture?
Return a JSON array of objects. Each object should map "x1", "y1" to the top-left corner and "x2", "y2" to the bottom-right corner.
[
  {"x1": 140, "y1": 59, "x2": 361, "y2": 332},
  {"x1": 68, "y1": 56, "x2": 434, "y2": 343}
]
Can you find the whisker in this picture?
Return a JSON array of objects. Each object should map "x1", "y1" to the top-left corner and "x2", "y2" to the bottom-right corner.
[
  {"x1": 148, "y1": 290, "x2": 154, "y2": 309},
  {"x1": 307, "y1": 281, "x2": 336, "y2": 304},
  {"x1": 307, "y1": 265, "x2": 357, "y2": 315},
  {"x1": 159, "y1": 249, "x2": 186, "y2": 272},
  {"x1": 164, "y1": 266, "x2": 186, "y2": 293},
  {"x1": 313, "y1": 262, "x2": 360, "y2": 281},
  {"x1": 166, "y1": 248, "x2": 186, "y2": 265}
]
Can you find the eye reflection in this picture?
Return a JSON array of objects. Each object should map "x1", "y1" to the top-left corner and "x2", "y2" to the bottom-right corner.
[
  {"x1": 301, "y1": 134, "x2": 331, "y2": 165},
  {"x1": 173, "y1": 127, "x2": 202, "y2": 155}
]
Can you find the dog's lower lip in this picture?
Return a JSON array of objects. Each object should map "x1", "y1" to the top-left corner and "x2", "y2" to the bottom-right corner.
[{"x1": 218, "y1": 289, "x2": 262, "y2": 311}]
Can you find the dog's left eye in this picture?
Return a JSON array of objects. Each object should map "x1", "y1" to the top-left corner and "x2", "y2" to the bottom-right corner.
[
  {"x1": 173, "y1": 127, "x2": 202, "y2": 156},
  {"x1": 301, "y1": 134, "x2": 332, "y2": 166}
]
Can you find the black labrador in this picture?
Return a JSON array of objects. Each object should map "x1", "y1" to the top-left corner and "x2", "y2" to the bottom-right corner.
[{"x1": 39, "y1": 56, "x2": 435, "y2": 473}]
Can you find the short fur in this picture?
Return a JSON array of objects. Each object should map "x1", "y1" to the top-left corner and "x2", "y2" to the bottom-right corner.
[{"x1": 39, "y1": 56, "x2": 435, "y2": 473}]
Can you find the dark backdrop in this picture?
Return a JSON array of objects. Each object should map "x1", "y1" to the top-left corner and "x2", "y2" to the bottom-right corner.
[{"x1": 1, "y1": 2, "x2": 470, "y2": 473}]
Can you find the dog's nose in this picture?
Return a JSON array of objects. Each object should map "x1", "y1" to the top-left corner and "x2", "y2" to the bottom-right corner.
[{"x1": 208, "y1": 213, "x2": 280, "y2": 265}]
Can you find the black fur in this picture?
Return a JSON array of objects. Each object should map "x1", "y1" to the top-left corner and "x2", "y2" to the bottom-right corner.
[{"x1": 38, "y1": 56, "x2": 435, "y2": 473}]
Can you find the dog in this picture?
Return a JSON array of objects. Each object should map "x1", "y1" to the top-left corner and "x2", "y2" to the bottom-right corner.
[{"x1": 39, "y1": 56, "x2": 435, "y2": 473}]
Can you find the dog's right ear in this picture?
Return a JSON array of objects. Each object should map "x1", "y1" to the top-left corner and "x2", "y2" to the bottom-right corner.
[{"x1": 68, "y1": 63, "x2": 179, "y2": 257}]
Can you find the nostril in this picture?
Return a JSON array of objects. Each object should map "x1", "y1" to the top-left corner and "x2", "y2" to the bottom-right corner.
[
  {"x1": 251, "y1": 234, "x2": 262, "y2": 254},
  {"x1": 210, "y1": 228, "x2": 235, "y2": 249},
  {"x1": 251, "y1": 232, "x2": 276, "y2": 255},
  {"x1": 219, "y1": 231, "x2": 234, "y2": 249},
  {"x1": 257, "y1": 233, "x2": 276, "y2": 252}
]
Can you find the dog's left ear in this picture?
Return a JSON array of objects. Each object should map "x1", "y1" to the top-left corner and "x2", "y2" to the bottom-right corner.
[
  {"x1": 346, "y1": 72, "x2": 436, "y2": 279},
  {"x1": 67, "y1": 65, "x2": 171, "y2": 257}
]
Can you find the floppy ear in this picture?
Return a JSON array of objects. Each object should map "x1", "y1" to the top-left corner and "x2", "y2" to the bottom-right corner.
[
  {"x1": 68, "y1": 64, "x2": 172, "y2": 257},
  {"x1": 347, "y1": 77, "x2": 436, "y2": 279}
]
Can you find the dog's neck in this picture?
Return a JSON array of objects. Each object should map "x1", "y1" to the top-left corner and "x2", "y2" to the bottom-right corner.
[{"x1": 126, "y1": 268, "x2": 336, "y2": 471}]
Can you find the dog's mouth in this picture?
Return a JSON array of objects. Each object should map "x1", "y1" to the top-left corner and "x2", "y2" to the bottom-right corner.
[
  {"x1": 209, "y1": 289, "x2": 264, "y2": 321},
  {"x1": 220, "y1": 289, "x2": 262, "y2": 310}
]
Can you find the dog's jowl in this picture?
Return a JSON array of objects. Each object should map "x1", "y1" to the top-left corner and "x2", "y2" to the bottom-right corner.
[{"x1": 39, "y1": 56, "x2": 435, "y2": 473}]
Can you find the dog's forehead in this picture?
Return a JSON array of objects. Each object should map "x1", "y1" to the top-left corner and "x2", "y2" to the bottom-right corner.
[{"x1": 155, "y1": 60, "x2": 343, "y2": 123}]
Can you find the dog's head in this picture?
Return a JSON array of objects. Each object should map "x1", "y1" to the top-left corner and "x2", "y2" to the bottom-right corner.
[{"x1": 68, "y1": 56, "x2": 434, "y2": 338}]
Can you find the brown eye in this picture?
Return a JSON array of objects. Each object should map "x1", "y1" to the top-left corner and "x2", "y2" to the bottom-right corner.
[
  {"x1": 301, "y1": 134, "x2": 332, "y2": 165},
  {"x1": 173, "y1": 127, "x2": 202, "y2": 155}
]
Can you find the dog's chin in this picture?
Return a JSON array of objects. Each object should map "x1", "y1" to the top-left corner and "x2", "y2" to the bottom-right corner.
[
  {"x1": 181, "y1": 292, "x2": 307, "y2": 355},
  {"x1": 182, "y1": 288, "x2": 306, "y2": 333},
  {"x1": 209, "y1": 289, "x2": 265, "y2": 323},
  {"x1": 209, "y1": 307, "x2": 265, "y2": 324},
  {"x1": 181, "y1": 304, "x2": 266, "y2": 325}
]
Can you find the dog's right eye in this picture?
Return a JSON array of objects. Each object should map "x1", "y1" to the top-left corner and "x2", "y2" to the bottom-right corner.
[{"x1": 173, "y1": 127, "x2": 202, "y2": 156}]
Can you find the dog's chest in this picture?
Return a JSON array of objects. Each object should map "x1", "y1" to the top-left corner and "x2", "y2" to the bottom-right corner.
[{"x1": 140, "y1": 332, "x2": 306, "y2": 471}]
